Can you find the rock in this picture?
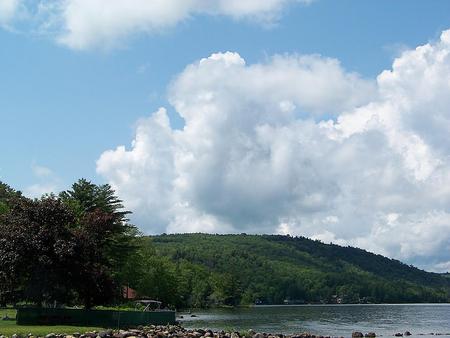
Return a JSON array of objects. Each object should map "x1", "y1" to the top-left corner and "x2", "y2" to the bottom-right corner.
[
  {"x1": 46, "y1": 333, "x2": 56, "y2": 338},
  {"x1": 130, "y1": 331, "x2": 142, "y2": 335},
  {"x1": 293, "y1": 334, "x2": 310, "y2": 338},
  {"x1": 100, "y1": 331, "x2": 113, "y2": 338},
  {"x1": 394, "y1": 334, "x2": 403, "y2": 337},
  {"x1": 404, "y1": 333, "x2": 411, "y2": 336},
  {"x1": 366, "y1": 333, "x2": 376, "y2": 338},
  {"x1": 121, "y1": 332, "x2": 136, "y2": 338},
  {"x1": 353, "y1": 333, "x2": 364, "y2": 338}
]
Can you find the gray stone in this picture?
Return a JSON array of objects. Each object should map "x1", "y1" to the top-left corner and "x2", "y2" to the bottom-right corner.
[{"x1": 98, "y1": 331, "x2": 113, "y2": 338}]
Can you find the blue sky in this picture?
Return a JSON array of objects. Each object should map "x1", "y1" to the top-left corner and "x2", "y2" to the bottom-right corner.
[{"x1": 1, "y1": 0, "x2": 450, "y2": 271}]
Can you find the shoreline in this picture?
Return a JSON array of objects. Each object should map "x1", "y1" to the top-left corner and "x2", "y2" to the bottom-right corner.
[{"x1": 2, "y1": 325, "x2": 450, "y2": 338}]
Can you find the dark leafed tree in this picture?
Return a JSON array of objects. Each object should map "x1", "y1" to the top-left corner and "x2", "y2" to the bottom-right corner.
[
  {"x1": 0, "y1": 183, "x2": 26, "y2": 306},
  {"x1": 0, "y1": 182, "x2": 24, "y2": 306},
  {"x1": 70, "y1": 209, "x2": 118, "y2": 309},
  {"x1": 0, "y1": 196, "x2": 77, "y2": 307}
]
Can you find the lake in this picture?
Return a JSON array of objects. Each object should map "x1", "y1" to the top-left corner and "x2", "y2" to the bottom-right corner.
[{"x1": 179, "y1": 304, "x2": 450, "y2": 337}]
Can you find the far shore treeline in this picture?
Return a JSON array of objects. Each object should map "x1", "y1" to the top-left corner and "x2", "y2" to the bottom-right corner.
[{"x1": 1, "y1": 180, "x2": 450, "y2": 310}]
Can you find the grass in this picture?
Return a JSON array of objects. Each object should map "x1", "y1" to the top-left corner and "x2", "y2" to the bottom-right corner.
[{"x1": 0, "y1": 309, "x2": 104, "y2": 337}]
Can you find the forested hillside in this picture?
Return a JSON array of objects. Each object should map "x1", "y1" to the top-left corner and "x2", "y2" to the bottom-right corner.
[{"x1": 131, "y1": 233, "x2": 450, "y2": 308}]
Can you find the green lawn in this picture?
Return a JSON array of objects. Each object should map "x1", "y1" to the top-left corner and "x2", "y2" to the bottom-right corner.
[{"x1": 0, "y1": 309, "x2": 104, "y2": 337}]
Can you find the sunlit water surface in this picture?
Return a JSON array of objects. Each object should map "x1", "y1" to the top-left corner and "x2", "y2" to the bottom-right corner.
[{"x1": 180, "y1": 304, "x2": 450, "y2": 337}]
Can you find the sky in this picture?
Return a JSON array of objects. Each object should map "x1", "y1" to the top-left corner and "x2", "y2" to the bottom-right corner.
[{"x1": 1, "y1": 0, "x2": 450, "y2": 272}]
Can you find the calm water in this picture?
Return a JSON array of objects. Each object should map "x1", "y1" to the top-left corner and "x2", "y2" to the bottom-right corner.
[{"x1": 179, "y1": 305, "x2": 450, "y2": 337}]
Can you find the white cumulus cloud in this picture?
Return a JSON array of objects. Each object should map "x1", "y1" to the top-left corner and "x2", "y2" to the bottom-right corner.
[
  {"x1": 98, "y1": 31, "x2": 450, "y2": 272},
  {"x1": 11, "y1": 0, "x2": 309, "y2": 50}
]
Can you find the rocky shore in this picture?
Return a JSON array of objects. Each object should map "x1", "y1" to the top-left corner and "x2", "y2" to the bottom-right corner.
[{"x1": 2, "y1": 326, "x2": 450, "y2": 338}]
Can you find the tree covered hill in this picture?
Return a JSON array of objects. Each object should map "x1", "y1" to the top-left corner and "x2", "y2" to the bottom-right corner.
[{"x1": 143, "y1": 233, "x2": 450, "y2": 307}]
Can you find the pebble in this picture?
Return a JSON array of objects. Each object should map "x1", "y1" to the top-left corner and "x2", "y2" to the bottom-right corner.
[{"x1": 5, "y1": 325, "x2": 448, "y2": 338}]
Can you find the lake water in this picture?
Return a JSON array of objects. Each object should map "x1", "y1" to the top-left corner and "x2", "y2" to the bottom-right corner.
[{"x1": 179, "y1": 305, "x2": 450, "y2": 337}]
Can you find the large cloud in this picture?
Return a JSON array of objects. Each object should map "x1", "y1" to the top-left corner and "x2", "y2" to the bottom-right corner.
[
  {"x1": 98, "y1": 31, "x2": 450, "y2": 272},
  {"x1": 7, "y1": 0, "x2": 311, "y2": 50}
]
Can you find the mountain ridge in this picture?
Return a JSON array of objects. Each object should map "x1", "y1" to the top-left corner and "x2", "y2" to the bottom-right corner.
[{"x1": 141, "y1": 233, "x2": 450, "y2": 307}]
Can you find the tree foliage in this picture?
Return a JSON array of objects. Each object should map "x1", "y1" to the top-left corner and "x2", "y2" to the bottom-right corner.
[
  {"x1": 0, "y1": 179, "x2": 135, "y2": 309},
  {"x1": 0, "y1": 182, "x2": 23, "y2": 215},
  {"x1": 0, "y1": 196, "x2": 76, "y2": 306},
  {"x1": 124, "y1": 234, "x2": 450, "y2": 308}
]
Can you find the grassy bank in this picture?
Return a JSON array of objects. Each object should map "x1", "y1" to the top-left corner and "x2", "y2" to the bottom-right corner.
[{"x1": 0, "y1": 309, "x2": 103, "y2": 337}]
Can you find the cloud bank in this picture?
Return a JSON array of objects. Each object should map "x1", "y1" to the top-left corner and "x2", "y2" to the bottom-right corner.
[
  {"x1": 97, "y1": 31, "x2": 450, "y2": 272},
  {"x1": 2, "y1": 0, "x2": 310, "y2": 50}
]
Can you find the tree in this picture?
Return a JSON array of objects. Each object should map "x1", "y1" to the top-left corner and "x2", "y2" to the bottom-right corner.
[
  {"x1": 70, "y1": 209, "x2": 119, "y2": 308},
  {"x1": 0, "y1": 196, "x2": 77, "y2": 306},
  {"x1": 60, "y1": 179, "x2": 129, "y2": 223},
  {"x1": 0, "y1": 179, "x2": 138, "y2": 309},
  {"x1": 0, "y1": 181, "x2": 23, "y2": 215},
  {"x1": 0, "y1": 182, "x2": 25, "y2": 305},
  {"x1": 60, "y1": 179, "x2": 137, "y2": 307},
  {"x1": 60, "y1": 179, "x2": 137, "y2": 264}
]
